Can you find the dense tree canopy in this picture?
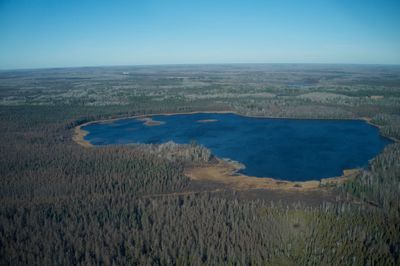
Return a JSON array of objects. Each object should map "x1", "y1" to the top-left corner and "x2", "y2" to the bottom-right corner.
[{"x1": 1, "y1": 65, "x2": 399, "y2": 265}]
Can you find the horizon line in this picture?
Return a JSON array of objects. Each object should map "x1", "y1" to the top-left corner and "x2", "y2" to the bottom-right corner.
[{"x1": 1, "y1": 62, "x2": 400, "y2": 72}]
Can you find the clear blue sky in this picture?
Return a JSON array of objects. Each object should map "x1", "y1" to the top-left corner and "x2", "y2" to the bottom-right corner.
[{"x1": 0, "y1": 0, "x2": 399, "y2": 69}]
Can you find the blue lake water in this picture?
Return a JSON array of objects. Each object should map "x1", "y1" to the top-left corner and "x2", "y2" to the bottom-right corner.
[{"x1": 82, "y1": 113, "x2": 392, "y2": 181}]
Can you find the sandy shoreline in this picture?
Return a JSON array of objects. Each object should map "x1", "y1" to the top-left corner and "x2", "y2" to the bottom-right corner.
[
  {"x1": 73, "y1": 125, "x2": 93, "y2": 148},
  {"x1": 184, "y1": 158, "x2": 359, "y2": 191},
  {"x1": 361, "y1": 116, "x2": 399, "y2": 142},
  {"x1": 74, "y1": 110, "x2": 380, "y2": 131},
  {"x1": 72, "y1": 110, "x2": 395, "y2": 190},
  {"x1": 72, "y1": 111, "x2": 236, "y2": 148}
]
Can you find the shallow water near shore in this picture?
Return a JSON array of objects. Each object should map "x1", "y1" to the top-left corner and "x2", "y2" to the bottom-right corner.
[{"x1": 82, "y1": 113, "x2": 392, "y2": 181}]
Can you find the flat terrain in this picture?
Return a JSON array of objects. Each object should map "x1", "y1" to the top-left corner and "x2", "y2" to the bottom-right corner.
[
  {"x1": 185, "y1": 158, "x2": 358, "y2": 191},
  {"x1": 79, "y1": 112, "x2": 389, "y2": 181},
  {"x1": 1, "y1": 64, "x2": 399, "y2": 265}
]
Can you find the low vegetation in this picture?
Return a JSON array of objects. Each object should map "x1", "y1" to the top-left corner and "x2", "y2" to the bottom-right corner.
[{"x1": 0, "y1": 64, "x2": 399, "y2": 264}]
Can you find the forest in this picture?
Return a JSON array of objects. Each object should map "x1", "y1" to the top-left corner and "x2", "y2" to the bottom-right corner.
[{"x1": 0, "y1": 64, "x2": 399, "y2": 265}]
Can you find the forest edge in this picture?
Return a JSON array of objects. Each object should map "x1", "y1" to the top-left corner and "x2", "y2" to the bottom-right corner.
[{"x1": 73, "y1": 111, "x2": 395, "y2": 191}]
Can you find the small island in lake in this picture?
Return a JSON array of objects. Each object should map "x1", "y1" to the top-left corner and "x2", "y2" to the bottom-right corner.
[
  {"x1": 137, "y1": 117, "x2": 165, "y2": 126},
  {"x1": 81, "y1": 112, "x2": 392, "y2": 182},
  {"x1": 197, "y1": 119, "x2": 218, "y2": 123}
]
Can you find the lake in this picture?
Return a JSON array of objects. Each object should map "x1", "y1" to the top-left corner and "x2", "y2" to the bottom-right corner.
[{"x1": 82, "y1": 113, "x2": 392, "y2": 181}]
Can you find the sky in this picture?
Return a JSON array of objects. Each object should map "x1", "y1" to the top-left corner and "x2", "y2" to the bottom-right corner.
[{"x1": 0, "y1": 0, "x2": 399, "y2": 69}]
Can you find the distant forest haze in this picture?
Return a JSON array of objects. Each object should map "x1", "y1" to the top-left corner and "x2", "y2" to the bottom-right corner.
[
  {"x1": 1, "y1": 0, "x2": 400, "y2": 265},
  {"x1": 0, "y1": 64, "x2": 399, "y2": 264}
]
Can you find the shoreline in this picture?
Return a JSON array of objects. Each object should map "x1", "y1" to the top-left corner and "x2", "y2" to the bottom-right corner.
[
  {"x1": 184, "y1": 158, "x2": 359, "y2": 191},
  {"x1": 72, "y1": 110, "x2": 396, "y2": 190},
  {"x1": 73, "y1": 125, "x2": 93, "y2": 148},
  {"x1": 74, "y1": 109, "x2": 395, "y2": 145},
  {"x1": 361, "y1": 116, "x2": 399, "y2": 143},
  {"x1": 74, "y1": 109, "x2": 377, "y2": 130}
]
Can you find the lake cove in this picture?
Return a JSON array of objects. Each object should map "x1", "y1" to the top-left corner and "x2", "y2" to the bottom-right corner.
[{"x1": 81, "y1": 113, "x2": 392, "y2": 182}]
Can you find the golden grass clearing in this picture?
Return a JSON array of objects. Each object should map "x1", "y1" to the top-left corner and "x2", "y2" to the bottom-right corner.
[
  {"x1": 73, "y1": 125, "x2": 93, "y2": 148},
  {"x1": 184, "y1": 158, "x2": 360, "y2": 191}
]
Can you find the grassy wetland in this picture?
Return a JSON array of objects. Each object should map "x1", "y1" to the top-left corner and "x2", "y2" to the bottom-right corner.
[{"x1": 1, "y1": 64, "x2": 400, "y2": 265}]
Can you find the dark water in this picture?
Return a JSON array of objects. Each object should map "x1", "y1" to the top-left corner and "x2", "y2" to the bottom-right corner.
[{"x1": 83, "y1": 113, "x2": 392, "y2": 181}]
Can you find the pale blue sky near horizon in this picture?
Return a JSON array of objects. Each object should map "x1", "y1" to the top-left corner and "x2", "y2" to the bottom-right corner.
[{"x1": 0, "y1": 0, "x2": 399, "y2": 69}]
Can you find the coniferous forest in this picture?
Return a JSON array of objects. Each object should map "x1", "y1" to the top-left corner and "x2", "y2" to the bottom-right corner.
[{"x1": 1, "y1": 65, "x2": 400, "y2": 265}]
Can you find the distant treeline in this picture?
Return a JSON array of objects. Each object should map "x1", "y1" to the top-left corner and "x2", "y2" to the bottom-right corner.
[{"x1": 1, "y1": 65, "x2": 400, "y2": 265}]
